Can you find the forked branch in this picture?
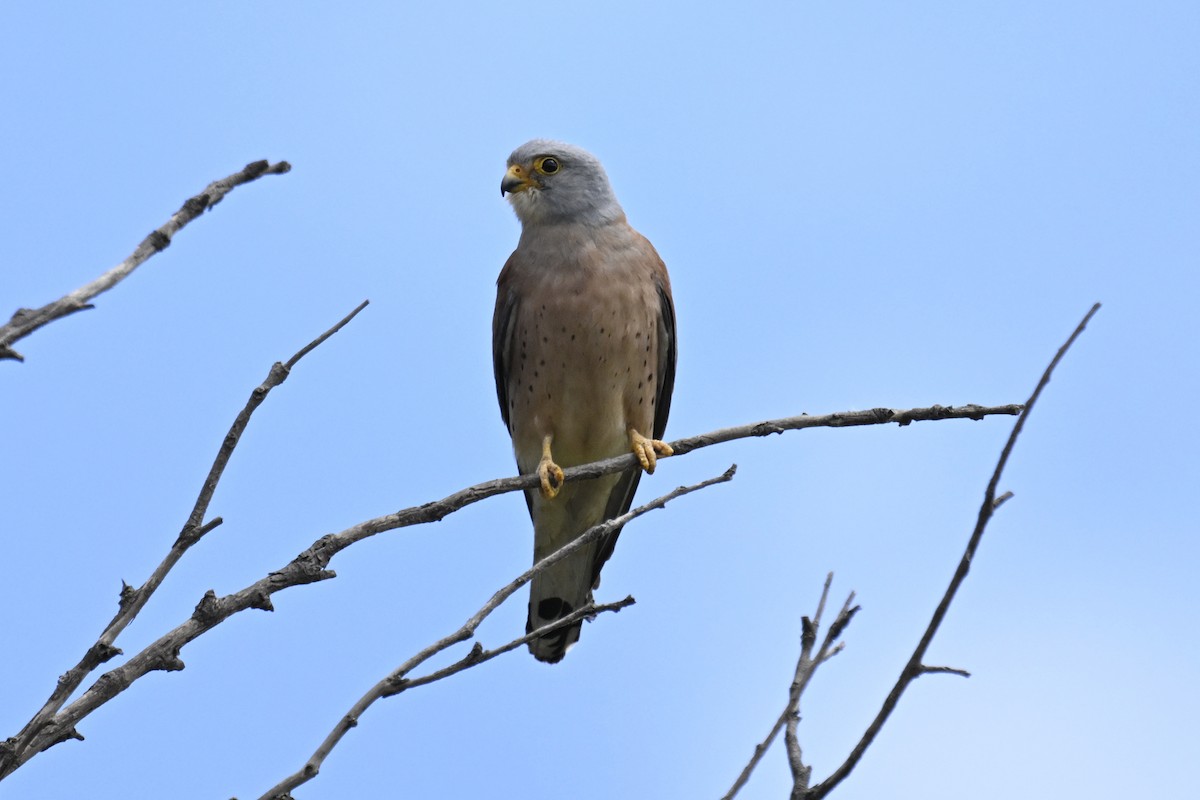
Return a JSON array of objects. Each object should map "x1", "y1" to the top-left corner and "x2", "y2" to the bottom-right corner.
[
  {"x1": 1, "y1": 295, "x2": 1029, "y2": 784},
  {"x1": 720, "y1": 575, "x2": 858, "y2": 800},
  {"x1": 0, "y1": 299, "x2": 366, "y2": 778},
  {"x1": 805, "y1": 302, "x2": 1101, "y2": 799},
  {"x1": 722, "y1": 303, "x2": 1101, "y2": 799},
  {"x1": 1, "y1": 389, "x2": 1023, "y2": 776},
  {"x1": 253, "y1": 468, "x2": 736, "y2": 800}
]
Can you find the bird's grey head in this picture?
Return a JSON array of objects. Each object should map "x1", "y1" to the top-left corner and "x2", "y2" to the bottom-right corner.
[{"x1": 501, "y1": 139, "x2": 625, "y2": 227}]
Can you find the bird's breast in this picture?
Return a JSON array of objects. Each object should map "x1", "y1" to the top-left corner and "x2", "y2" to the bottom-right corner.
[{"x1": 506, "y1": 236, "x2": 661, "y2": 469}]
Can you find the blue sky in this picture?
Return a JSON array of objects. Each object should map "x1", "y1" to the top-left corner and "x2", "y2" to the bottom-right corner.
[{"x1": 3, "y1": 2, "x2": 1197, "y2": 798}]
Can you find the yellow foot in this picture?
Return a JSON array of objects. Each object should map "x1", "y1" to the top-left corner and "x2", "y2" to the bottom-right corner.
[
  {"x1": 630, "y1": 429, "x2": 673, "y2": 474},
  {"x1": 538, "y1": 435, "x2": 565, "y2": 499}
]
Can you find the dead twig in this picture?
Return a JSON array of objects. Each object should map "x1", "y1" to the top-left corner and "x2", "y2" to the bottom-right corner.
[
  {"x1": 0, "y1": 159, "x2": 291, "y2": 362},
  {"x1": 721, "y1": 575, "x2": 858, "y2": 800},
  {"x1": 1, "y1": 399, "x2": 1018, "y2": 775},
  {"x1": 252, "y1": 468, "x2": 737, "y2": 800},
  {"x1": 0, "y1": 299, "x2": 367, "y2": 778},
  {"x1": 805, "y1": 303, "x2": 1101, "y2": 799},
  {"x1": 721, "y1": 304, "x2": 1099, "y2": 799},
  {"x1": 0, "y1": 379, "x2": 1021, "y2": 775}
]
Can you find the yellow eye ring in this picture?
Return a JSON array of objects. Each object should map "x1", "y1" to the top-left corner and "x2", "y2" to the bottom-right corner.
[{"x1": 534, "y1": 156, "x2": 561, "y2": 175}]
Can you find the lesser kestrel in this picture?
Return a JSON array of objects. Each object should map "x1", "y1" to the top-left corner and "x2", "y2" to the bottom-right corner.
[{"x1": 494, "y1": 140, "x2": 676, "y2": 662}]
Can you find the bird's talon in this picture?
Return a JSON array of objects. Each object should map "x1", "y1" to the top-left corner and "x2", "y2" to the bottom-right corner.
[
  {"x1": 538, "y1": 459, "x2": 564, "y2": 499},
  {"x1": 538, "y1": 435, "x2": 564, "y2": 498},
  {"x1": 630, "y1": 429, "x2": 672, "y2": 475}
]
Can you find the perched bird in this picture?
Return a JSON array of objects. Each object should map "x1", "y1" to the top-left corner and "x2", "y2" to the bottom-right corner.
[{"x1": 493, "y1": 140, "x2": 677, "y2": 663}]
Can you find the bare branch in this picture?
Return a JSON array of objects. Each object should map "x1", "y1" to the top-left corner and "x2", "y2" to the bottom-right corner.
[
  {"x1": 806, "y1": 302, "x2": 1101, "y2": 800},
  {"x1": 0, "y1": 300, "x2": 368, "y2": 778},
  {"x1": 400, "y1": 596, "x2": 637, "y2": 693},
  {"x1": 722, "y1": 576, "x2": 858, "y2": 800},
  {"x1": 0, "y1": 350, "x2": 1019, "y2": 780},
  {"x1": 1, "y1": 398, "x2": 1017, "y2": 776},
  {"x1": 252, "y1": 602, "x2": 636, "y2": 800},
  {"x1": 390, "y1": 403, "x2": 1023, "y2": 520},
  {"x1": 253, "y1": 469, "x2": 736, "y2": 800},
  {"x1": 664, "y1": 403, "x2": 1023, "y2": 458},
  {"x1": 0, "y1": 160, "x2": 291, "y2": 362},
  {"x1": 725, "y1": 301, "x2": 1098, "y2": 799}
]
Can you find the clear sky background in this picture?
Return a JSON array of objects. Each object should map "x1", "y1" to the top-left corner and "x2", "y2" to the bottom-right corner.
[{"x1": 3, "y1": 2, "x2": 1197, "y2": 798}]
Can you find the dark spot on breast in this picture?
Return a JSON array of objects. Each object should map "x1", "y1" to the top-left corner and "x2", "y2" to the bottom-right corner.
[
  {"x1": 638, "y1": 381, "x2": 643, "y2": 389},
  {"x1": 599, "y1": 327, "x2": 605, "y2": 334}
]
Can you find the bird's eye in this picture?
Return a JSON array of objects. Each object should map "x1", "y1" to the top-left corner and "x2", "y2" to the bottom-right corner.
[{"x1": 536, "y1": 157, "x2": 560, "y2": 175}]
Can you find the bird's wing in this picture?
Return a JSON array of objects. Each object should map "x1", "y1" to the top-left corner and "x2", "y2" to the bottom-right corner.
[
  {"x1": 652, "y1": 268, "x2": 677, "y2": 441},
  {"x1": 492, "y1": 252, "x2": 520, "y2": 434},
  {"x1": 493, "y1": 253, "x2": 535, "y2": 518},
  {"x1": 590, "y1": 244, "x2": 677, "y2": 587}
]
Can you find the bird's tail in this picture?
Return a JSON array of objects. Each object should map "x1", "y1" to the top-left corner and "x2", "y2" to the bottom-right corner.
[
  {"x1": 524, "y1": 469, "x2": 641, "y2": 663},
  {"x1": 526, "y1": 549, "x2": 594, "y2": 663}
]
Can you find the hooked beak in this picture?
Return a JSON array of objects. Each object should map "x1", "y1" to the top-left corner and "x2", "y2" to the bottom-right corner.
[{"x1": 501, "y1": 164, "x2": 537, "y2": 196}]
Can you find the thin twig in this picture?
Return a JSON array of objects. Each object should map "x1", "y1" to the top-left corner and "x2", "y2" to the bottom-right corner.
[
  {"x1": 0, "y1": 160, "x2": 291, "y2": 362},
  {"x1": 806, "y1": 303, "x2": 1101, "y2": 800},
  {"x1": 917, "y1": 665, "x2": 971, "y2": 678},
  {"x1": 0, "y1": 300, "x2": 368, "y2": 778},
  {"x1": 722, "y1": 576, "x2": 859, "y2": 800},
  {"x1": 399, "y1": 596, "x2": 637, "y2": 693},
  {"x1": 252, "y1": 469, "x2": 736, "y2": 800},
  {"x1": 1, "y1": 399, "x2": 1019, "y2": 774}
]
